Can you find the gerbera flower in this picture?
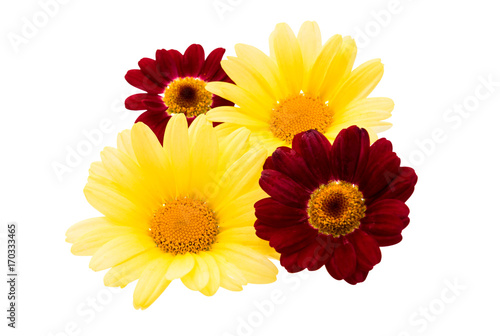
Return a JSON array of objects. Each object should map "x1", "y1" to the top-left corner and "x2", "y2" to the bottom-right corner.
[
  {"x1": 66, "y1": 114, "x2": 278, "y2": 309},
  {"x1": 125, "y1": 44, "x2": 234, "y2": 143},
  {"x1": 254, "y1": 127, "x2": 417, "y2": 284},
  {"x1": 206, "y1": 21, "x2": 393, "y2": 153}
]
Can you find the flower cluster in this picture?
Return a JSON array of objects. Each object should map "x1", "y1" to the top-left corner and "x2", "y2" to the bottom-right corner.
[{"x1": 67, "y1": 21, "x2": 417, "y2": 309}]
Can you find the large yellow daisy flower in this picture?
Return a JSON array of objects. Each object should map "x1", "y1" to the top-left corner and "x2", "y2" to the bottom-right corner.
[
  {"x1": 66, "y1": 114, "x2": 278, "y2": 309},
  {"x1": 206, "y1": 21, "x2": 393, "y2": 152}
]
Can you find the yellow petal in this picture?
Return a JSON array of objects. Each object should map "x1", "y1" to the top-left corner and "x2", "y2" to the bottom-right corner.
[
  {"x1": 181, "y1": 253, "x2": 210, "y2": 291},
  {"x1": 234, "y1": 43, "x2": 285, "y2": 99},
  {"x1": 304, "y1": 34, "x2": 342, "y2": 95},
  {"x1": 332, "y1": 97, "x2": 393, "y2": 124},
  {"x1": 104, "y1": 249, "x2": 163, "y2": 288},
  {"x1": 320, "y1": 36, "x2": 357, "y2": 101},
  {"x1": 207, "y1": 107, "x2": 269, "y2": 128},
  {"x1": 89, "y1": 234, "x2": 156, "y2": 271},
  {"x1": 199, "y1": 252, "x2": 220, "y2": 296},
  {"x1": 217, "y1": 188, "x2": 266, "y2": 227},
  {"x1": 297, "y1": 21, "x2": 322, "y2": 73},
  {"x1": 331, "y1": 59, "x2": 384, "y2": 112},
  {"x1": 205, "y1": 82, "x2": 272, "y2": 121},
  {"x1": 116, "y1": 129, "x2": 137, "y2": 162},
  {"x1": 217, "y1": 227, "x2": 263, "y2": 246},
  {"x1": 211, "y1": 148, "x2": 267, "y2": 212},
  {"x1": 100, "y1": 146, "x2": 160, "y2": 211},
  {"x1": 269, "y1": 23, "x2": 304, "y2": 95},
  {"x1": 188, "y1": 115, "x2": 219, "y2": 199},
  {"x1": 163, "y1": 114, "x2": 190, "y2": 196},
  {"x1": 216, "y1": 126, "x2": 251, "y2": 174},
  {"x1": 133, "y1": 254, "x2": 173, "y2": 310},
  {"x1": 211, "y1": 254, "x2": 246, "y2": 291},
  {"x1": 131, "y1": 122, "x2": 175, "y2": 201},
  {"x1": 66, "y1": 217, "x2": 113, "y2": 243},
  {"x1": 71, "y1": 225, "x2": 145, "y2": 256},
  {"x1": 165, "y1": 252, "x2": 195, "y2": 280},
  {"x1": 84, "y1": 182, "x2": 150, "y2": 227},
  {"x1": 89, "y1": 161, "x2": 112, "y2": 181},
  {"x1": 212, "y1": 244, "x2": 277, "y2": 284},
  {"x1": 221, "y1": 57, "x2": 277, "y2": 107}
]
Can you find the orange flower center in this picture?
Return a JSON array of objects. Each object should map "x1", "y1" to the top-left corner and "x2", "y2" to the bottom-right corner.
[
  {"x1": 269, "y1": 94, "x2": 333, "y2": 144},
  {"x1": 307, "y1": 181, "x2": 366, "y2": 237},
  {"x1": 150, "y1": 198, "x2": 218, "y2": 254},
  {"x1": 163, "y1": 77, "x2": 213, "y2": 117}
]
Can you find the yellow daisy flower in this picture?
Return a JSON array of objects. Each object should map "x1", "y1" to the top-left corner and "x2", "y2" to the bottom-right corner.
[
  {"x1": 206, "y1": 21, "x2": 393, "y2": 153},
  {"x1": 66, "y1": 114, "x2": 278, "y2": 310}
]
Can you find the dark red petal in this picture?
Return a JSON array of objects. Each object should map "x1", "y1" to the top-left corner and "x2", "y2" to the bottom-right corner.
[
  {"x1": 291, "y1": 132, "x2": 305, "y2": 156},
  {"x1": 254, "y1": 220, "x2": 275, "y2": 240},
  {"x1": 361, "y1": 151, "x2": 401, "y2": 199},
  {"x1": 156, "y1": 49, "x2": 180, "y2": 80},
  {"x1": 271, "y1": 147, "x2": 319, "y2": 192},
  {"x1": 138, "y1": 58, "x2": 168, "y2": 86},
  {"x1": 375, "y1": 167, "x2": 418, "y2": 203},
  {"x1": 125, "y1": 93, "x2": 165, "y2": 111},
  {"x1": 361, "y1": 214, "x2": 405, "y2": 236},
  {"x1": 168, "y1": 49, "x2": 184, "y2": 77},
  {"x1": 263, "y1": 156, "x2": 275, "y2": 170},
  {"x1": 345, "y1": 267, "x2": 369, "y2": 285},
  {"x1": 125, "y1": 69, "x2": 164, "y2": 94},
  {"x1": 200, "y1": 47, "x2": 225, "y2": 80},
  {"x1": 211, "y1": 94, "x2": 234, "y2": 108},
  {"x1": 370, "y1": 233, "x2": 403, "y2": 247},
  {"x1": 367, "y1": 138, "x2": 393, "y2": 158},
  {"x1": 325, "y1": 237, "x2": 357, "y2": 280},
  {"x1": 401, "y1": 217, "x2": 410, "y2": 229},
  {"x1": 266, "y1": 223, "x2": 317, "y2": 253},
  {"x1": 296, "y1": 130, "x2": 332, "y2": 185},
  {"x1": 297, "y1": 238, "x2": 329, "y2": 271},
  {"x1": 280, "y1": 251, "x2": 305, "y2": 273},
  {"x1": 135, "y1": 110, "x2": 170, "y2": 144},
  {"x1": 259, "y1": 170, "x2": 311, "y2": 208},
  {"x1": 211, "y1": 66, "x2": 230, "y2": 81},
  {"x1": 331, "y1": 126, "x2": 370, "y2": 183},
  {"x1": 254, "y1": 198, "x2": 308, "y2": 227},
  {"x1": 143, "y1": 98, "x2": 168, "y2": 112},
  {"x1": 182, "y1": 44, "x2": 205, "y2": 77},
  {"x1": 349, "y1": 229, "x2": 382, "y2": 270},
  {"x1": 365, "y1": 199, "x2": 409, "y2": 219}
]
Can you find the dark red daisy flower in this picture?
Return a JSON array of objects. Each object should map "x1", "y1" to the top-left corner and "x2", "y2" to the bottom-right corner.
[
  {"x1": 255, "y1": 126, "x2": 417, "y2": 284},
  {"x1": 125, "y1": 44, "x2": 233, "y2": 143}
]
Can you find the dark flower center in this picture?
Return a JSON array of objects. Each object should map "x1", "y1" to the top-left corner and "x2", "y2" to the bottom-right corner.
[
  {"x1": 163, "y1": 77, "x2": 213, "y2": 117},
  {"x1": 179, "y1": 85, "x2": 196, "y2": 102},
  {"x1": 307, "y1": 180, "x2": 366, "y2": 237}
]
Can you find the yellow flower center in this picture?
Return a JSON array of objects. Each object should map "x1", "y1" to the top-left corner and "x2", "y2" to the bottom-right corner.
[
  {"x1": 307, "y1": 181, "x2": 366, "y2": 237},
  {"x1": 163, "y1": 77, "x2": 213, "y2": 117},
  {"x1": 150, "y1": 198, "x2": 218, "y2": 254},
  {"x1": 269, "y1": 94, "x2": 333, "y2": 144}
]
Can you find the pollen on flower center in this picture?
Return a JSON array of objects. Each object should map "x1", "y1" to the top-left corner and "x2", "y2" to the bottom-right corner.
[
  {"x1": 307, "y1": 181, "x2": 366, "y2": 237},
  {"x1": 269, "y1": 94, "x2": 333, "y2": 144},
  {"x1": 150, "y1": 198, "x2": 219, "y2": 254},
  {"x1": 163, "y1": 77, "x2": 213, "y2": 117}
]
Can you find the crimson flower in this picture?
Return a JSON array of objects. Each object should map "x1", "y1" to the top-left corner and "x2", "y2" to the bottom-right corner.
[
  {"x1": 255, "y1": 126, "x2": 417, "y2": 284},
  {"x1": 125, "y1": 44, "x2": 233, "y2": 143}
]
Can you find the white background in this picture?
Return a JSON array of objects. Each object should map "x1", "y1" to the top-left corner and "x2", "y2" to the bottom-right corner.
[{"x1": 1, "y1": 0, "x2": 499, "y2": 335}]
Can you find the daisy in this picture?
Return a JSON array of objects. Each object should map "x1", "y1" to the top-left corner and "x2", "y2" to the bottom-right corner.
[
  {"x1": 66, "y1": 114, "x2": 278, "y2": 309},
  {"x1": 254, "y1": 127, "x2": 417, "y2": 284},
  {"x1": 206, "y1": 21, "x2": 393, "y2": 153},
  {"x1": 125, "y1": 44, "x2": 233, "y2": 143}
]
